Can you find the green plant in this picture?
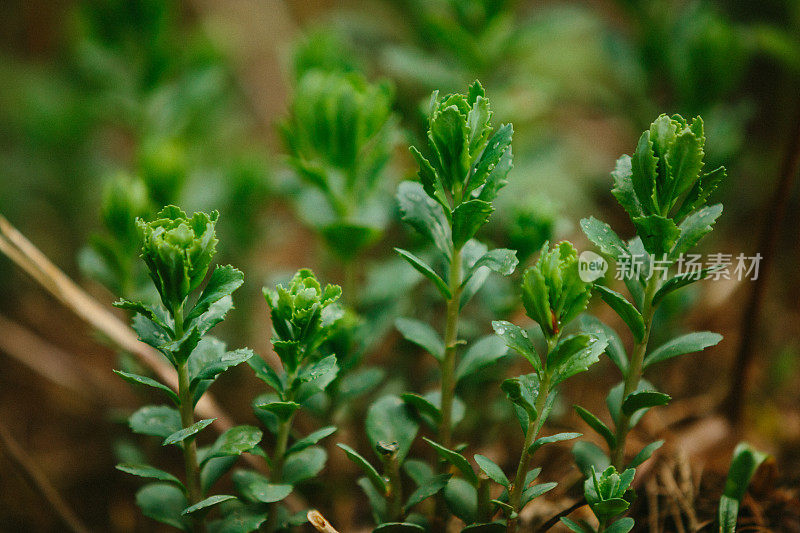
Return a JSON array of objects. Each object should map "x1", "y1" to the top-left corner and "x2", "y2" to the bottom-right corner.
[
  {"x1": 561, "y1": 466, "x2": 636, "y2": 533},
  {"x1": 395, "y1": 80, "x2": 517, "y2": 444},
  {"x1": 393, "y1": 80, "x2": 517, "y2": 526},
  {"x1": 491, "y1": 242, "x2": 606, "y2": 532},
  {"x1": 280, "y1": 70, "x2": 397, "y2": 294},
  {"x1": 247, "y1": 269, "x2": 343, "y2": 532},
  {"x1": 572, "y1": 114, "x2": 726, "y2": 523},
  {"x1": 338, "y1": 395, "x2": 451, "y2": 531},
  {"x1": 718, "y1": 442, "x2": 769, "y2": 533},
  {"x1": 113, "y1": 206, "x2": 261, "y2": 532}
]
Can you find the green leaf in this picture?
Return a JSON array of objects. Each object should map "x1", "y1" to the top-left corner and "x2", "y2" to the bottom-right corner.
[
  {"x1": 474, "y1": 454, "x2": 509, "y2": 487},
  {"x1": 404, "y1": 459, "x2": 435, "y2": 487},
  {"x1": 232, "y1": 470, "x2": 293, "y2": 503},
  {"x1": 202, "y1": 425, "x2": 262, "y2": 464},
  {"x1": 182, "y1": 495, "x2": 236, "y2": 516},
  {"x1": 581, "y1": 217, "x2": 629, "y2": 260},
  {"x1": 628, "y1": 440, "x2": 664, "y2": 469},
  {"x1": 522, "y1": 482, "x2": 557, "y2": 508},
  {"x1": 501, "y1": 377, "x2": 538, "y2": 420},
  {"x1": 621, "y1": 391, "x2": 671, "y2": 416},
  {"x1": 630, "y1": 130, "x2": 658, "y2": 214},
  {"x1": 492, "y1": 321, "x2": 541, "y2": 373},
  {"x1": 461, "y1": 522, "x2": 507, "y2": 533},
  {"x1": 185, "y1": 265, "x2": 244, "y2": 325},
  {"x1": 366, "y1": 396, "x2": 419, "y2": 462},
  {"x1": 282, "y1": 446, "x2": 327, "y2": 484},
  {"x1": 578, "y1": 315, "x2": 628, "y2": 375},
  {"x1": 591, "y1": 498, "x2": 630, "y2": 518},
  {"x1": 468, "y1": 124, "x2": 513, "y2": 196},
  {"x1": 665, "y1": 127, "x2": 704, "y2": 202},
  {"x1": 719, "y1": 496, "x2": 739, "y2": 533},
  {"x1": 337, "y1": 443, "x2": 386, "y2": 493},
  {"x1": 113, "y1": 299, "x2": 170, "y2": 330},
  {"x1": 162, "y1": 326, "x2": 203, "y2": 366},
  {"x1": 410, "y1": 146, "x2": 449, "y2": 210},
  {"x1": 452, "y1": 200, "x2": 493, "y2": 249},
  {"x1": 295, "y1": 355, "x2": 339, "y2": 399},
  {"x1": 321, "y1": 222, "x2": 382, "y2": 260},
  {"x1": 338, "y1": 367, "x2": 385, "y2": 400},
  {"x1": 397, "y1": 181, "x2": 452, "y2": 257},
  {"x1": 255, "y1": 401, "x2": 300, "y2": 421},
  {"x1": 396, "y1": 317, "x2": 445, "y2": 360},
  {"x1": 129, "y1": 405, "x2": 182, "y2": 439},
  {"x1": 404, "y1": 473, "x2": 451, "y2": 512},
  {"x1": 631, "y1": 214, "x2": 680, "y2": 256},
  {"x1": 528, "y1": 433, "x2": 582, "y2": 455},
  {"x1": 644, "y1": 332, "x2": 722, "y2": 369},
  {"x1": 551, "y1": 335, "x2": 607, "y2": 386},
  {"x1": 594, "y1": 285, "x2": 645, "y2": 342},
  {"x1": 424, "y1": 438, "x2": 478, "y2": 485},
  {"x1": 477, "y1": 142, "x2": 513, "y2": 203},
  {"x1": 611, "y1": 155, "x2": 642, "y2": 219},
  {"x1": 463, "y1": 248, "x2": 518, "y2": 285},
  {"x1": 456, "y1": 335, "x2": 508, "y2": 382},
  {"x1": 116, "y1": 463, "x2": 183, "y2": 487},
  {"x1": 444, "y1": 477, "x2": 478, "y2": 524},
  {"x1": 676, "y1": 166, "x2": 726, "y2": 219},
  {"x1": 395, "y1": 248, "x2": 452, "y2": 299},
  {"x1": 429, "y1": 103, "x2": 471, "y2": 191},
  {"x1": 652, "y1": 267, "x2": 717, "y2": 305},
  {"x1": 374, "y1": 523, "x2": 426, "y2": 533},
  {"x1": 722, "y1": 442, "x2": 769, "y2": 503},
  {"x1": 572, "y1": 441, "x2": 610, "y2": 476},
  {"x1": 247, "y1": 356, "x2": 284, "y2": 393},
  {"x1": 190, "y1": 347, "x2": 254, "y2": 388},
  {"x1": 287, "y1": 426, "x2": 337, "y2": 456},
  {"x1": 670, "y1": 204, "x2": 723, "y2": 259},
  {"x1": 560, "y1": 517, "x2": 593, "y2": 533},
  {"x1": 607, "y1": 380, "x2": 653, "y2": 427},
  {"x1": 401, "y1": 393, "x2": 442, "y2": 424},
  {"x1": 114, "y1": 370, "x2": 178, "y2": 404},
  {"x1": 163, "y1": 418, "x2": 216, "y2": 446},
  {"x1": 136, "y1": 483, "x2": 190, "y2": 530},
  {"x1": 606, "y1": 517, "x2": 634, "y2": 533},
  {"x1": 574, "y1": 406, "x2": 616, "y2": 450},
  {"x1": 206, "y1": 502, "x2": 267, "y2": 533},
  {"x1": 201, "y1": 456, "x2": 237, "y2": 492}
]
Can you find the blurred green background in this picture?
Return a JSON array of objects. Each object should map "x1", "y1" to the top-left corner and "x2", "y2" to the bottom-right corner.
[{"x1": 1, "y1": 0, "x2": 799, "y2": 531}]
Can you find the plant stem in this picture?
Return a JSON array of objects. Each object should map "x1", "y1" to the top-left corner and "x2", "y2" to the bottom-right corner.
[
  {"x1": 433, "y1": 246, "x2": 463, "y2": 531},
  {"x1": 440, "y1": 247, "x2": 463, "y2": 450},
  {"x1": 507, "y1": 370, "x2": 552, "y2": 533},
  {"x1": 610, "y1": 275, "x2": 660, "y2": 469},
  {"x1": 476, "y1": 474, "x2": 493, "y2": 523},
  {"x1": 383, "y1": 453, "x2": 404, "y2": 522},
  {"x1": 266, "y1": 401, "x2": 296, "y2": 532},
  {"x1": 173, "y1": 305, "x2": 204, "y2": 533}
]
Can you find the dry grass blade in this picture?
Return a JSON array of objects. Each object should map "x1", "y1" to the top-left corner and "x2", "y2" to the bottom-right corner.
[
  {"x1": 0, "y1": 419, "x2": 91, "y2": 533},
  {"x1": 0, "y1": 213, "x2": 233, "y2": 429}
]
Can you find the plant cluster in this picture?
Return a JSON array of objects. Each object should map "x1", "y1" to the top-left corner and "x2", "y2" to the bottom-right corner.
[{"x1": 109, "y1": 82, "x2": 769, "y2": 533}]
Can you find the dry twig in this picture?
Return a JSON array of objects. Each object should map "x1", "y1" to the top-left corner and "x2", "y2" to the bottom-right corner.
[{"x1": 307, "y1": 510, "x2": 340, "y2": 533}]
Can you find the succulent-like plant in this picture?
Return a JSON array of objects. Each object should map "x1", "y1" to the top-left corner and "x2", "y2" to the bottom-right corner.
[
  {"x1": 561, "y1": 466, "x2": 636, "y2": 533},
  {"x1": 569, "y1": 114, "x2": 726, "y2": 528},
  {"x1": 247, "y1": 269, "x2": 343, "y2": 532},
  {"x1": 281, "y1": 70, "x2": 397, "y2": 269},
  {"x1": 492, "y1": 242, "x2": 606, "y2": 532},
  {"x1": 393, "y1": 80, "x2": 518, "y2": 527},
  {"x1": 113, "y1": 206, "x2": 260, "y2": 532}
]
